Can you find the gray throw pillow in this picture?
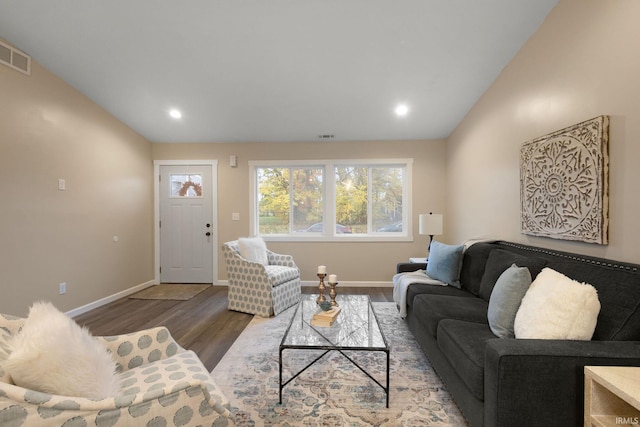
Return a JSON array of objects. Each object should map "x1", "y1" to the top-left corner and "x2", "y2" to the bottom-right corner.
[
  {"x1": 426, "y1": 240, "x2": 464, "y2": 288},
  {"x1": 487, "y1": 263, "x2": 532, "y2": 338}
]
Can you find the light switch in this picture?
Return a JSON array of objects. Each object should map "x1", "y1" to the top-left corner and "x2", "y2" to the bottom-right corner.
[{"x1": 58, "y1": 179, "x2": 66, "y2": 191}]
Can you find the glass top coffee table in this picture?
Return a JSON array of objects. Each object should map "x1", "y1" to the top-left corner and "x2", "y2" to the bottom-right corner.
[{"x1": 279, "y1": 294, "x2": 390, "y2": 407}]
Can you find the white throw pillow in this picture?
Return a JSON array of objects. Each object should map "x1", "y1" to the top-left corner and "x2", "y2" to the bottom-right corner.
[
  {"x1": 514, "y1": 268, "x2": 601, "y2": 340},
  {"x1": 238, "y1": 237, "x2": 269, "y2": 265},
  {"x1": 5, "y1": 301, "x2": 121, "y2": 399}
]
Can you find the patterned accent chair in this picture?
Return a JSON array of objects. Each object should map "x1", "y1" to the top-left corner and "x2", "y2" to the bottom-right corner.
[
  {"x1": 222, "y1": 240, "x2": 301, "y2": 317},
  {"x1": 0, "y1": 314, "x2": 232, "y2": 426}
]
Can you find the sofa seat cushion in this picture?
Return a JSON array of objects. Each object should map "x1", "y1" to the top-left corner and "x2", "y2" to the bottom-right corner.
[
  {"x1": 413, "y1": 295, "x2": 489, "y2": 337},
  {"x1": 264, "y1": 265, "x2": 299, "y2": 287},
  {"x1": 406, "y1": 283, "x2": 475, "y2": 308},
  {"x1": 437, "y1": 319, "x2": 497, "y2": 401}
]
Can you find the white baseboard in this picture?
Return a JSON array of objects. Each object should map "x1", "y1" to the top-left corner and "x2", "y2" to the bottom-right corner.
[
  {"x1": 215, "y1": 280, "x2": 392, "y2": 288},
  {"x1": 216, "y1": 280, "x2": 392, "y2": 287},
  {"x1": 68, "y1": 279, "x2": 393, "y2": 317},
  {"x1": 66, "y1": 280, "x2": 156, "y2": 318},
  {"x1": 301, "y1": 280, "x2": 393, "y2": 287}
]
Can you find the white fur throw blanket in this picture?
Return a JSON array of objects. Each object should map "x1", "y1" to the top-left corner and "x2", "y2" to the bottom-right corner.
[{"x1": 393, "y1": 270, "x2": 445, "y2": 318}]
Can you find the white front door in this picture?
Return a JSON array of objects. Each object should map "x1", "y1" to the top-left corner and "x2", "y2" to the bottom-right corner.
[{"x1": 159, "y1": 164, "x2": 215, "y2": 283}]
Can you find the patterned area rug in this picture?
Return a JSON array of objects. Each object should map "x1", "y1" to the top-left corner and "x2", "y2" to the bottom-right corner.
[
  {"x1": 129, "y1": 284, "x2": 210, "y2": 300},
  {"x1": 211, "y1": 302, "x2": 468, "y2": 426}
]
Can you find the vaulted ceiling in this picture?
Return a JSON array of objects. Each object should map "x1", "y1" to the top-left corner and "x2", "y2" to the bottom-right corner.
[{"x1": 0, "y1": 1, "x2": 558, "y2": 143}]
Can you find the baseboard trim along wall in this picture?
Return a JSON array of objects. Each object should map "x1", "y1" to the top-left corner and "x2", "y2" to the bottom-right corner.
[
  {"x1": 67, "y1": 279, "x2": 393, "y2": 317},
  {"x1": 215, "y1": 280, "x2": 392, "y2": 288},
  {"x1": 66, "y1": 280, "x2": 155, "y2": 318}
]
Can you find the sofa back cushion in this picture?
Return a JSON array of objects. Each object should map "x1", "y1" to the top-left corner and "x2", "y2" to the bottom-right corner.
[
  {"x1": 479, "y1": 249, "x2": 547, "y2": 301},
  {"x1": 545, "y1": 260, "x2": 640, "y2": 341},
  {"x1": 459, "y1": 242, "x2": 496, "y2": 296},
  {"x1": 493, "y1": 242, "x2": 640, "y2": 341}
]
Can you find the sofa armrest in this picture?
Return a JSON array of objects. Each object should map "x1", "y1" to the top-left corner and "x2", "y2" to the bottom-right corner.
[
  {"x1": 267, "y1": 250, "x2": 298, "y2": 268},
  {"x1": 396, "y1": 262, "x2": 426, "y2": 274},
  {"x1": 484, "y1": 338, "x2": 640, "y2": 427},
  {"x1": 97, "y1": 326, "x2": 183, "y2": 372}
]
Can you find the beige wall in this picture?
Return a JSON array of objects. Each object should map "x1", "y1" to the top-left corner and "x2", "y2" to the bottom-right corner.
[
  {"x1": 5, "y1": 0, "x2": 638, "y2": 315},
  {"x1": 0, "y1": 59, "x2": 154, "y2": 316},
  {"x1": 152, "y1": 139, "x2": 446, "y2": 283},
  {"x1": 447, "y1": 0, "x2": 640, "y2": 263}
]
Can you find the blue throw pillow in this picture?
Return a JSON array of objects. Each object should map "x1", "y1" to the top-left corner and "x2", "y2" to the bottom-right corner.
[
  {"x1": 426, "y1": 240, "x2": 464, "y2": 288},
  {"x1": 487, "y1": 264, "x2": 532, "y2": 338}
]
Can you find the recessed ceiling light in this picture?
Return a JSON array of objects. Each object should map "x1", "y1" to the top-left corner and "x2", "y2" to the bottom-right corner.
[
  {"x1": 395, "y1": 104, "x2": 409, "y2": 117},
  {"x1": 169, "y1": 109, "x2": 182, "y2": 119}
]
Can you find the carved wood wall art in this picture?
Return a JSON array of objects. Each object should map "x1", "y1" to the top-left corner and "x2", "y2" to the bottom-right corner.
[{"x1": 520, "y1": 116, "x2": 609, "y2": 244}]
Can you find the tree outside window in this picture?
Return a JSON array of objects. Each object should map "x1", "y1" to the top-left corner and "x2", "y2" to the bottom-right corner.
[
  {"x1": 335, "y1": 166, "x2": 403, "y2": 234},
  {"x1": 252, "y1": 160, "x2": 410, "y2": 239},
  {"x1": 257, "y1": 167, "x2": 323, "y2": 234},
  {"x1": 372, "y1": 167, "x2": 403, "y2": 233}
]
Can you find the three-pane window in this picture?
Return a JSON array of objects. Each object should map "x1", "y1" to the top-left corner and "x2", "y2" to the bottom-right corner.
[{"x1": 251, "y1": 159, "x2": 412, "y2": 241}]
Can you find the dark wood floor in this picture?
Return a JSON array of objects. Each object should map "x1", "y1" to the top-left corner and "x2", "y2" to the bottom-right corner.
[{"x1": 74, "y1": 286, "x2": 394, "y2": 371}]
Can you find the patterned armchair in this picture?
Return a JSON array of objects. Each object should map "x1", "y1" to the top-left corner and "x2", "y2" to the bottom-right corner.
[
  {"x1": 222, "y1": 240, "x2": 301, "y2": 317},
  {"x1": 0, "y1": 314, "x2": 233, "y2": 426}
]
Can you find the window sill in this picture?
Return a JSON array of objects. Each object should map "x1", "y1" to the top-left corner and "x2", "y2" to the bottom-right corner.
[{"x1": 261, "y1": 235, "x2": 414, "y2": 243}]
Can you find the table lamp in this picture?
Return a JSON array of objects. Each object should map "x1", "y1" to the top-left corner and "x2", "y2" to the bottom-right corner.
[{"x1": 419, "y1": 212, "x2": 443, "y2": 256}]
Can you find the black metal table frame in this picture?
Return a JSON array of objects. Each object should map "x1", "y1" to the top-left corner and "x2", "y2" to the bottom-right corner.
[{"x1": 278, "y1": 297, "x2": 390, "y2": 408}]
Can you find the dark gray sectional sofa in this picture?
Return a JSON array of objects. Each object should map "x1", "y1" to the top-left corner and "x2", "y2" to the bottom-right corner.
[{"x1": 397, "y1": 240, "x2": 640, "y2": 427}]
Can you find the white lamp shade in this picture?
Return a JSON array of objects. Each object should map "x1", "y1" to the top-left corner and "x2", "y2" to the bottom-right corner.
[{"x1": 419, "y1": 213, "x2": 443, "y2": 236}]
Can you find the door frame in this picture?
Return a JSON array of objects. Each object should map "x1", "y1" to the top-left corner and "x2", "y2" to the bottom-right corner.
[{"x1": 153, "y1": 159, "x2": 218, "y2": 284}]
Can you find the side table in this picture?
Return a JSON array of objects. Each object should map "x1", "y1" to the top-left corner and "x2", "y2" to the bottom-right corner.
[{"x1": 584, "y1": 366, "x2": 640, "y2": 426}]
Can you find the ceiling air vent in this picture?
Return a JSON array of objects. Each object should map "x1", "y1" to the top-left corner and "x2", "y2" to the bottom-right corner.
[{"x1": 0, "y1": 40, "x2": 31, "y2": 75}]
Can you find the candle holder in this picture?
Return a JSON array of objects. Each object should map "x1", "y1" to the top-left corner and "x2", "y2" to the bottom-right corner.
[
  {"x1": 328, "y1": 280, "x2": 339, "y2": 306},
  {"x1": 317, "y1": 273, "x2": 327, "y2": 304}
]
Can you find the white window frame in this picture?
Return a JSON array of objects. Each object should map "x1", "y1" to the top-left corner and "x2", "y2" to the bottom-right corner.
[{"x1": 249, "y1": 159, "x2": 413, "y2": 242}]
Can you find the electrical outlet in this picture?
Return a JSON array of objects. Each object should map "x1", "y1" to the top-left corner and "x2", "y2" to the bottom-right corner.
[
  {"x1": 59, "y1": 282, "x2": 66, "y2": 295},
  {"x1": 232, "y1": 213, "x2": 240, "y2": 221}
]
